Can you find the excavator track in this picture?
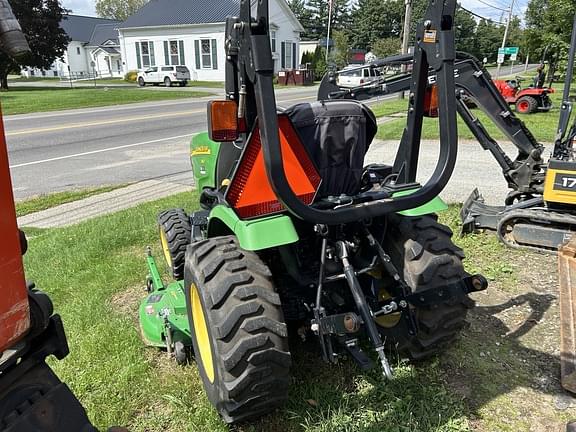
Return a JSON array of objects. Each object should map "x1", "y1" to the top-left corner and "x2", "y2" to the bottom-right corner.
[{"x1": 497, "y1": 208, "x2": 576, "y2": 253}]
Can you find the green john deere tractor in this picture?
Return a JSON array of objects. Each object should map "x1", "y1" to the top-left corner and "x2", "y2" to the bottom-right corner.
[{"x1": 138, "y1": 0, "x2": 488, "y2": 424}]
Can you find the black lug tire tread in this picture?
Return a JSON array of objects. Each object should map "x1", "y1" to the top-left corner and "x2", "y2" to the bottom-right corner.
[
  {"x1": 381, "y1": 214, "x2": 474, "y2": 360},
  {"x1": 185, "y1": 236, "x2": 291, "y2": 424},
  {"x1": 158, "y1": 209, "x2": 191, "y2": 280},
  {"x1": 516, "y1": 95, "x2": 537, "y2": 114}
]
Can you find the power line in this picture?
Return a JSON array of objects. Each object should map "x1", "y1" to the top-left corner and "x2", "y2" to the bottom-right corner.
[
  {"x1": 473, "y1": 0, "x2": 510, "y2": 12},
  {"x1": 458, "y1": 5, "x2": 506, "y2": 25}
]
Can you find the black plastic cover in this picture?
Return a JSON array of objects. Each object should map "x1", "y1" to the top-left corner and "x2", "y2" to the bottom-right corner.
[{"x1": 285, "y1": 100, "x2": 377, "y2": 197}]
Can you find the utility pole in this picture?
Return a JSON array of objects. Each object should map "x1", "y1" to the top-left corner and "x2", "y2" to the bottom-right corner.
[
  {"x1": 399, "y1": 0, "x2": 412, "y2": 98},
  {"x1": 496, "y1": 0, "x2": 515, "y2": 79},
  {"x1": 401, "y1": 0, "x2": 412, "y2": 60},
  {"x1": 325, "y1": 0, "x2": 333, "y2": 63}
]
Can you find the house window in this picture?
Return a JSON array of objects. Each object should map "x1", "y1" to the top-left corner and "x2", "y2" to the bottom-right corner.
[
  {"x1": 194, "y1": 39, "x2": 218, "y2": 70},
  {"x1": 201, "y1": 40, "x2": 212, "y2": 68},
  {"x1": 76, "y1": 47, "x2": 80, "y2": 55},
  {"x1": 164, "y1": 40, "x2": 185, "y2": 65},
  {"x1": 135, "y1": 41, "x2": 155, "y2": 69},
  {"x1": 284, "y1": 40, "x2": 292, "y2": 68},
  {"x1": 281, "y1": 41, "x2": 297, "y2": 69},
  {"x1": 271, "y1": 31, "x2": 276, "y2": 53}
]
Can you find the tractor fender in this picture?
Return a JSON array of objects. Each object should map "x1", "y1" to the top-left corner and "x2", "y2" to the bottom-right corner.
[
  {"x1": 517, "y1": 88, "x2": 554, "y2": 97},
  {"x1": 208, "y1": 205, "x2": 299, "y2": 251}
]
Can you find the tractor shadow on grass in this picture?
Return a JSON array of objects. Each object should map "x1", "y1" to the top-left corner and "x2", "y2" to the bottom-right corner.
[
  {"x1": 245, "y1": 292, "x2": 572, "y2": 432},
  {"x1": 438, "y1": 291, "x2": 573, "y2": 426}
]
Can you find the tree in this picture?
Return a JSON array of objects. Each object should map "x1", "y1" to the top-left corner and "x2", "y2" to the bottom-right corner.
[
  {"x1": 332, "y1": 30, "x2": 349, "y2": 68},
  {"x1": 306, "y1": 0, "x2": 351, "y2": 40},
  {"x1": 349, "y1": 0, "x2": 403, "y2": 49},
  {"x1": 95, "y1": 0, "x2": 147, "y2": 21},
  {"x1": 525, "y1": 0, "x2": 576, "y2": 68},
  {"x1": 475, "y1": 19, "x2": 504, "y2": 62},
  {"x1": 288, "y1": 0, "x2": 314, "y2": 39},
  {"x1": 0, "y1": 0, "x2": 68, "y2": 90},
  {"x1": 454, "y1": 8, "x2": 480, "y2": 58},
  {"x1": 372, "y1": 37, "x2": 401, "y2": 58}
]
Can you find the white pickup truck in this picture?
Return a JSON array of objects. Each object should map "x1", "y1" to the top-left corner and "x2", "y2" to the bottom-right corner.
[
  {"x1": 336, "y1": 65, "x2": 381, "y2": 88},
  {"x1": 137, "y1": 65, "x2": 191, "y2": 87}
]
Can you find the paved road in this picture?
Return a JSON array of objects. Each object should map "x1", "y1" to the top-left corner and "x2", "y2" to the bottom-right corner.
[{"x1": 6, "y1": 86, "x2": 329, "y2": 199}]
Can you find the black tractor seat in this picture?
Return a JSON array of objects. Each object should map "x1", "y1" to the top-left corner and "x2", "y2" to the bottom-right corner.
[{"x1": 285, "y1": 100, "x2": 378, "y2": 198}]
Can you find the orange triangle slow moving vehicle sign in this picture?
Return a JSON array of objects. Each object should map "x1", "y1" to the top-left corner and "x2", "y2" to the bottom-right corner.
[{"x1": 226, "y1": 115, "x2": 322, "y2": 219}]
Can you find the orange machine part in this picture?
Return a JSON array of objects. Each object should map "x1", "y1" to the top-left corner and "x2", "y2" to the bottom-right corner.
[
  {"x1": 0, "y1": 105, "x2": 29, "y2": 353},
  {"x1": 226, "y1": 115, "x2": 321, "y2": 218}
]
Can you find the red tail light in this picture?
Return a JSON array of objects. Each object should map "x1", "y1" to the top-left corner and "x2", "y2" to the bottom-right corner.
[
  {"x1": 360, "y1": 79, "x2": 364, "y2": 84},
  {"x1": 226, "y1": 115, "x2": 321, "y2": 219}
]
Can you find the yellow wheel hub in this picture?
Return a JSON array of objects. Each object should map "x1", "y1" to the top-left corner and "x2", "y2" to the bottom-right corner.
[
  {"x1": 190, "y1": 283, "x2": 215, "y2": 383},
  {"x1": 160, "y1": 228, "x2": 173, "y2": 268}
]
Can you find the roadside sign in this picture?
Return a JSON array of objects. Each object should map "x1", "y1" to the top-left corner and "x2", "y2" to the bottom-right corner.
[
  {"x1": 510, "y1": 52, "x2": 518, "y2": 61},
  {"x1": 498, "y1": 47, "x2": 519, "y2": 56},
  {"x1": 497, "y1": 53, "x2": 505, "y2": 64}
]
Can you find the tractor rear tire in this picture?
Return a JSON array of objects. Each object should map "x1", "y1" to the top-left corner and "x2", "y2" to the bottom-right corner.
[
  {"x1": 184, "y1": 236, "x2": 291, "y2": 423},
  {"x1": 158, "y1": 209, "x2": 191, "y2": 280},
  {"x1": 515, "y1": 96, "x2": 537, "y2": 114},
  {"x1": 379, "y1": 214, "x2": 474, "y2": 360}
]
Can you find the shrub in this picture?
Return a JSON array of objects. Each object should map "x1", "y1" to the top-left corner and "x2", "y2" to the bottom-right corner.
[{"x1": 124, "y1": 70, "x2": 138, "y2": 82}]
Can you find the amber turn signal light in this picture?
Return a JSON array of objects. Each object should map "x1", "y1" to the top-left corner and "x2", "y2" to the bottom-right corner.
[{"x1": 207, "y1": 100, "x2": 239, "y2": 142}]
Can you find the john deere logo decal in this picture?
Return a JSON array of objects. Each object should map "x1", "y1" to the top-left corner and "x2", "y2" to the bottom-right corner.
[{"x1": 192, "y1": 146, "x2": 211, "y2": 156}]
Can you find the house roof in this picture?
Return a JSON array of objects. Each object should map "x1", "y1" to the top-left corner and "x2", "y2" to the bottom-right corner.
[
  {"x1": 61, "y1": 15, "x2": 121, "y2": 43},
  {"x1": 98, "y1": 46, "x2": 120, "y2": 54},
  {"x1": 119, "y1": 0, "x2": 241, "y2": 28},
  {"x1": 119, "y1": 0, "x2": 303, "y2": 32},
  {"x1": 88, "y1": 24, "x2": 120, "y2": 46}
]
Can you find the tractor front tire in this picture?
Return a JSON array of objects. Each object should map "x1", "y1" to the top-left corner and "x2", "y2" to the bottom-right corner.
[
  {"x1": 158, "y1": 209, "x2": 191, "y2": 280},
  {"x1": 184, "y1": 236, "x2": 291, "y2": 423},
  {"x1": 516, "y1": 96, "x2": 537, "y2": 114},
  {"x1": 380, "y1": 214, "x2": 474, "y2": 360}
]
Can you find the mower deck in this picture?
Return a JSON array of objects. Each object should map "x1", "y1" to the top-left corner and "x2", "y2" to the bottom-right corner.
[{"x1": 139, "y1": 249, "x2": 191, "y2": 362}]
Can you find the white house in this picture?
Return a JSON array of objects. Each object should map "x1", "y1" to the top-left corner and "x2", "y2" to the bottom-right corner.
[
  {"x1": 118, "y1": 0, "x2": 304, "y2": 81},
  {"x1": 21, "y1": 15, "x2": 122, "y2": 79}
]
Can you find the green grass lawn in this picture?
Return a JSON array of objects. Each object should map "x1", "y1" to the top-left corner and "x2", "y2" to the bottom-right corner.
[
  {"x1": 21, "y1": 189, "x2": 562, "y2": 431},
  {"x1": 0, "y1": 87, "x2": 213, "y2": 115},
  {"x1": 15, "y1": 185, "x2": 126, "y2": 217},
  {"x1": 372, "y1": 84, "x2": 563, "y2": 143}
]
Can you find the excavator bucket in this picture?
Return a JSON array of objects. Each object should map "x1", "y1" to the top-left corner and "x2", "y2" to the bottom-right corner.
[{"x1": 558, "y1": 237, "x2": 576, "y2": 393}]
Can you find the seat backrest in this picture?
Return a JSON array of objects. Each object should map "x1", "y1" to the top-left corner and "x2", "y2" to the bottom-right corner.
[{"x1": 285, "y1": 100, "x2": 377, "y2": 197}]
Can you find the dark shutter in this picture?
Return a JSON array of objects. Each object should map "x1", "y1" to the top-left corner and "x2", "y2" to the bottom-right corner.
[
  {"x1": 179, "y1": 40, "x2": 185, "y2": 65},
  {"x1": 135, "y1": 42, "x2": 141, "y2": 69},
  {"x1": 211, "y1": 39, "x2": 218, "y2": 70},
  {"x1": 281, "y1": 42, "x2": 285, "y2": 69},
  {"x1": 194, "y1": 40, "x2": 200, "y2": 69},
  {"x1": 292, "y1": 43, "x2": 296, "y2": 68},
  {"x1": 163, "y1": 41, "x2": 169, "y2": 65}
]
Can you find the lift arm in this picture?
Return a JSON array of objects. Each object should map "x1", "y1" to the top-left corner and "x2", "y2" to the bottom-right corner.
[{"x1": 318, "y1": 53, "x2": 547, "y2": 196}]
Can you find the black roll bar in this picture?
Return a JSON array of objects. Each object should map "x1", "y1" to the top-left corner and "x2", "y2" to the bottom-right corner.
[{"x1": 231, "y1": 0, "x2": 459, "y2": 224}]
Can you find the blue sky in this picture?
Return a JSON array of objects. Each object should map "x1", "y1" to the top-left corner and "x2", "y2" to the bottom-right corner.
[
  {"x1": 62, "y1": 0, "x2": 529, "y2": 21},
  {"x1": 62, "y1": 0, "x2": 96, "y2": 16}
]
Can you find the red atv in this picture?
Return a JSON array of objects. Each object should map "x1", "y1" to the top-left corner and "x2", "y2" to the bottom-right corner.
[{"x1": 493, "y1": 78, "x2": 554, "y2": 114}]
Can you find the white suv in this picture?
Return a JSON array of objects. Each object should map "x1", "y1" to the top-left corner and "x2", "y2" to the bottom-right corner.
[
  {"x1": 137, "y1": 65, "x2": 191, "y2": 87},
  {"x1": 336, "y1": 65, "x2": 381, "y2": 88}
]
